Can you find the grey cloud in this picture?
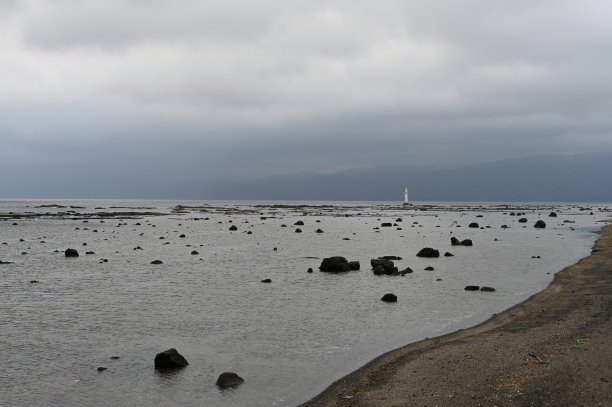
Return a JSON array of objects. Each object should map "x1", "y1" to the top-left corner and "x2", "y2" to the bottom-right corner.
[{"x1": 2, "y1": 1, "x2": 612, "y2": 198}]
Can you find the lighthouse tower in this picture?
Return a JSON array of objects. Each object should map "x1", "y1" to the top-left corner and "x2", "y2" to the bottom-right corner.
[{"x1": 403, "y1": 188, "x2": 410, "y2": 206}]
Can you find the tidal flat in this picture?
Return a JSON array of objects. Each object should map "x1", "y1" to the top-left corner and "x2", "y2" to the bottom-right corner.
[{"x1": 1, "y1": 199, "x2": 609, "y2": 406}]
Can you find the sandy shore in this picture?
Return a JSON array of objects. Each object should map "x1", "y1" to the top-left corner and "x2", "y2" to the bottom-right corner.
[{"x1": 301, "y1": 224, "x2": 612, "y2": 407}]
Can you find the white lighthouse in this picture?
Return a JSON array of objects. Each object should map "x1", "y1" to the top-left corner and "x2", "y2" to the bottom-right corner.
[{"x1": 403, "y1": 188, "x2": 410, "y2": 206}]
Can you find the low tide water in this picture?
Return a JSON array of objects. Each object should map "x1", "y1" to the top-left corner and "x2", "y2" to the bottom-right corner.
[{"x1": 0, "y1": 200, "x2": 609, "y2": 406}]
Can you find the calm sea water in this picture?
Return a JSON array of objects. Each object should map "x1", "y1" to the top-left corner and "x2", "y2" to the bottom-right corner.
[{"x1": 1, "y1": 199, "x2": 609, "y2": 406}]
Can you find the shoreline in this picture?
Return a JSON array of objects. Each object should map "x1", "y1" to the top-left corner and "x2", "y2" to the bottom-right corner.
[{"x1": 301, "y1": 224, "x2": 612, "y2": 407}]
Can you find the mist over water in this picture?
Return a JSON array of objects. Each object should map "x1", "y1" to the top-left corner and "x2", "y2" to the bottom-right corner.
[{"x1": 1, "y1": 200, "x2": 608, "y2": 406}]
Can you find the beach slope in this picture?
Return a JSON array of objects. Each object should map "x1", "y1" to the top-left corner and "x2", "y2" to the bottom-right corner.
[{"x1": 301, "y1": 224, "x2": 612, "y2": 407}]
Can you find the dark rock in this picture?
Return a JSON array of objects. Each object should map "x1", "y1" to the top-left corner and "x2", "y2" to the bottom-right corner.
[
  {"x1": 191, "y1": 250, "x2": 199, "y2": 255},
  {"x1": 396, "y1": 218, "x2": 403, "y2": 222},
  {"x1": 424, "y1": 266, "x2": 434, "y2": 271},
  {"x1": 260, "y1": 279, "x2": 272, "y2": 283},
  {"x1": 373, "y1": 265, "x2": 386, "y2": 275},
  {"x1": 480, "y1": 286, "x2": 496, "y2": 292},
  {"x1": 0, "y1": 260, "x2": 14, "y2": 264},
  {"x1": 399, "y1": 267, "x2": 413, "y2": 275},
  {"x1": 229, "y1": 225, "x2": 238, "y2": 231},
  {"x1": 30, "y1": 280, "x2": 38, "y2": 283},
  {"x1": 64, "y1": 248, "x2": 79, "y2": 257},
  {"x1": 348, "y1": 261, "x2": 360, "y2": 270},
  {"x1": 151, "y1": 260, "x2": 163, "y2": 265},
  {"x1": 370, "y1": 258, "x2": 398, "y2": 275},
  {"x1": 295, "y1": 228, "x2": 302, "y2": 233},
  {"x1": 518, "y1": 218, "x2": 528, "y2": 223},
  {"x1": 85, "y1": 251, "x2": 95, "y2": 255},
  {"x1": 247, "y1": 231, "x2": 252, "y2": 235},
  {"x1": 381, "y1": 222, "x2": 393, "y2": 227},
  {"x1": 97, "y1": 367, "x2": 107, "y2": 372},
  {"x1": 534, "y1": 220, "x2": 546, "y2": 229},
  {"x1": 307, "y1": 268, "x2": 313, "y2": 273},
  {"x1": 468, "y1": 222, "x2": 479, "y2": 228},
  {"x1": 381, "y1": 256, "x2": 402, "y2": 260},
  {"x1": 451, "y1": 237, "x2": 473, "y2": 246},
  {"x1": 416, "y1": 248, "x2": 440, "y2": 258},
  {"x1": 216, "y1": 372, "x2": 244, "y2": 388},
  {"x1": 154, "y1": 348, "x2": 188, "y2": 369},
  {"x1": 294, "y1": 220, "x2": 304, "y2": 226},
  {"x1": 110, "y1": 356, "x2": 120, "y2": 360},
  {"x1": 381, "y1": 293, "x2": 397, "y2": 302},
  {"x1": 549, "y1": 212, "x2": 557, "y2": 217},
  {"x1": 179, "y1": 234, "x2": 186, "y2": 238},
  {"x1": 315, "y1": 229, "x2": 324, "y2": 233},
  {"x1": 464, "y1": 285, "x2": 480, "y2": 291},
  {"x1": 320, "y1": 256, "x2": 351, "y2": 272}
]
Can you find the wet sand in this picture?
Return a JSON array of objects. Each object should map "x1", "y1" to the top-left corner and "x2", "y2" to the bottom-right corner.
[{"x1": 302, "y1": 224, "x2": 612, "y2": 407}]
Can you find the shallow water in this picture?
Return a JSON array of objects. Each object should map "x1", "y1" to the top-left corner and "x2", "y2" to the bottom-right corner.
[{"x1": 0, "y1": 200, "x2": 608, "y2": 406}]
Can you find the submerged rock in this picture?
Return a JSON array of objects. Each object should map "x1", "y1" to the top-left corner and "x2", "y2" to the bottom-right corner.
[
  {"x1": 64, "y1": 248, "x2": 79, "y2": 257},
  {"x1": 151, "y1": 260, "x2": 163, "y2": 265},
  {"x1": 260, "y1": 279, "x2": 272, "y2": 283},
  {"x1": 371, "y1": 258, "x2": 397, "y2": 275},
  {"x1": 416, "y1": 248, "x2": 440, "y2": 258},
  {"x1": 154, "y1": 348, "x2": 188, "y2": 369},
  {"x1": 534, "y1": 220, "x2": 546, "y2": 229},
  {"x1": 451, "y1": 237, "x2": 473, "y2": 246},
  {"x1": 216, "y1": 372, "x2": 244, "y2": 388},
  {"x1": 320, "y1": 257, "x2": 352, "y2": 272}
]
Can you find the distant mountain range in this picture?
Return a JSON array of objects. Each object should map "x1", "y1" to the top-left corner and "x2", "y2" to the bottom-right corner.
[{"x1": 207, "y1": 152, "x2": 612, "y2": 202}]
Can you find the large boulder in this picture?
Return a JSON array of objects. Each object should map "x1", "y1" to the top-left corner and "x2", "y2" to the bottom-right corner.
[
  {"x1": 65, "y1": 248, "x2": 79, "y2": 257},
  {"x1": 216, "y1": 372, "x2": 244, "y2": 388},
  {"x1": 534, "y1": 220, "x2": 546, "y2": 229},
  {"x1": 320, "y1": 257, "x2": 352, "y2": 272},
  {"x1": 417, "y1": 248, "x2": 440, "y2": 258},
  {"x1": 154, "y1": 348, "x2": 188, "y2": 369}
]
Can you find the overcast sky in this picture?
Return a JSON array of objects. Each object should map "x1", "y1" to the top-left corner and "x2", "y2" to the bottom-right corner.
[{"x1": 1, "y1": 0, "x2": 612, "y2": 198}]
